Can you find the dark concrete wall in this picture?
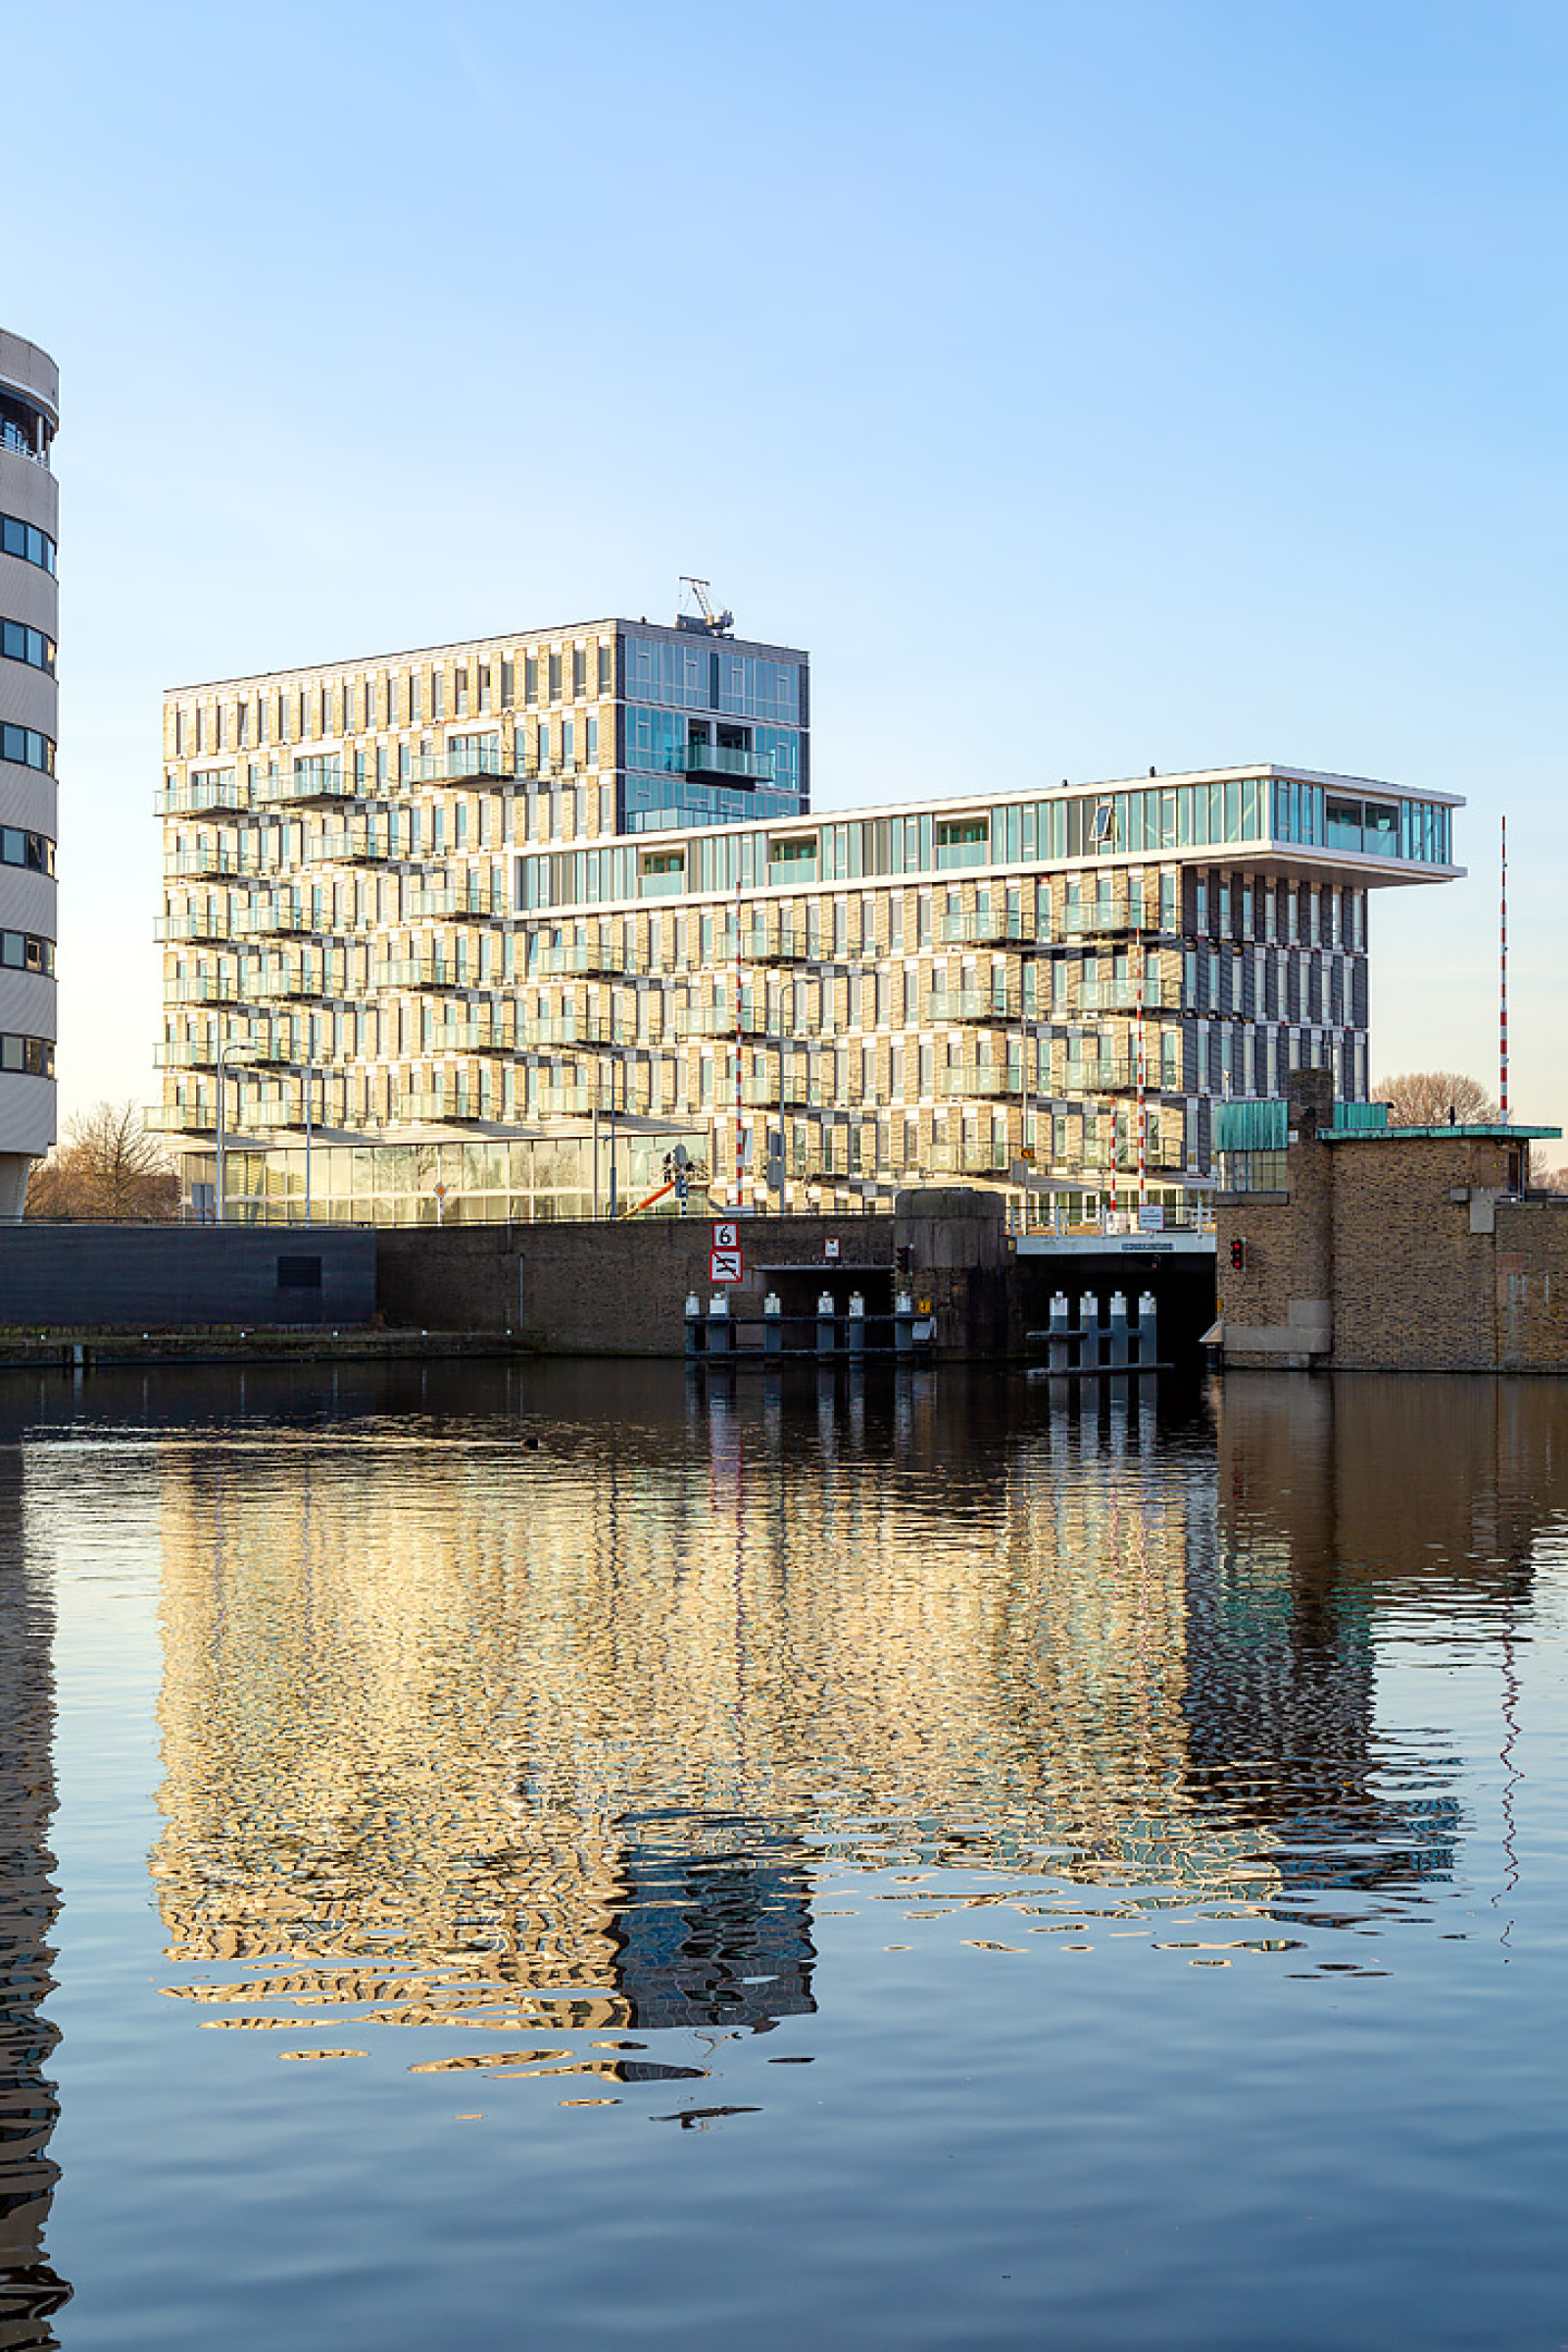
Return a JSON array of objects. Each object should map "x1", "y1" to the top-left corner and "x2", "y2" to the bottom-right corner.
[
  {"x1": 375, "y1": 1193, "x2": 1010, "y2": 1356},
  {"x1": 0, "y1": 1225, "x2": 375, "y2": 1329}
]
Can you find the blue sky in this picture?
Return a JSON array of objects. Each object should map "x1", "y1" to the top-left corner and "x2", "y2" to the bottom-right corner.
[{"x1": 9, "y1": 0, "x2": 1566, "y2": 1144}]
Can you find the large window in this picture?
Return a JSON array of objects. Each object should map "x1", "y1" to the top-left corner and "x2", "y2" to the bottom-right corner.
[
  {"x1": 0, "y1": 727, "x2": 54, "y2": 775},
  {"x1": 0, "y1": 826, "x2": 54, "y2": 873},
  {"x1": 0, "y1": 1032, "x2": 54, "y2": 1076},
  {"x1": 0, "y1": 617, "x2": 56, "y2": 674},
  {"x1": 0, "y1": 514, "x2": 56, "y2": 575},
  {"x1": 0, "y1": 930, "x2": 53, "y2": 974}
]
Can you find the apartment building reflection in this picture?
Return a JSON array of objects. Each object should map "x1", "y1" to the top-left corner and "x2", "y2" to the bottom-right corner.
[
  {"x1": 146, "y1": 1371, "x2": 1568, "y2": 2047},
  {"x1": 0, "y1": 1453, "x2": 67, "y2": 2351}
]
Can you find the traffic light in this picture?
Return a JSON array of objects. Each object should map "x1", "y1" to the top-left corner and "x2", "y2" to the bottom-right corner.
[{"x1": 1230, "y1": 1237, "x2": 1247, "y2": 1271}]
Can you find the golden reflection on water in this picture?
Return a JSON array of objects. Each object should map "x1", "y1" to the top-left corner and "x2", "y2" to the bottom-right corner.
[{"x1": 145, "y1": 1369, "x2": 1568, "y2": 2079}]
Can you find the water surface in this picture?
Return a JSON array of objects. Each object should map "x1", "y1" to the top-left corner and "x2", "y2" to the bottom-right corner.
[{"x1": 0, "y1": 1362, "x2": 1564, "y2": 2348}]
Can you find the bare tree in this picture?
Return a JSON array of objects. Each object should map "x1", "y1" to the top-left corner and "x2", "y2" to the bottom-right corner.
[
  {"x1": 1372, "y1": 1070, "x2": 1498, "y2": 1128},
  {"x1": 25, "y1": 1102, "x2": 179, "y2": 1221}
]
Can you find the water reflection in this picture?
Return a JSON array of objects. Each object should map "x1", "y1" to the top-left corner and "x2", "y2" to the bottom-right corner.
[
  {"x1": 133, "y1": 1364, "x2": 1568, "y2": 2083},
  {"x1": 0, "y1": 1452, "x2": 68, "y2": 2350}
]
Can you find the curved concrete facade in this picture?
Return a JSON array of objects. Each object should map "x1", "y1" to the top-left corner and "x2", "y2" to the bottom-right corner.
[{"x1": 0, "y1": 329, "x2": 59, "y2": 1218}]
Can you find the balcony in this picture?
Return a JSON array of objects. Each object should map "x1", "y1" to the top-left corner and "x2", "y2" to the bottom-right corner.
[
  {"x1": 780, "y1": 1075, "x2": 829, "y2": 1108},
  {"x1": 302, "y1": 828, "x2": 391, "y2": 865},
  {"x1": 154, "y1": 1040, "x2": 220, "y2": 1070},
  {"x1": 537, "y1": 1084, "x2": 594, "y2": 1117},
  {"x1": 165, "y1": 848, "x2": 253, "y2": 882},
  {"x1": 538, "y1": 941, "x2": 638, "y2": 978},
  {"x1": 928, "y1": 989, "x2": 1020, "y2": 1025},
  {"x1": 938, "y1": 911, "x2": 1041, "y2": 949},
  {"x1": 145, "y1": 1103, "x2": 214, "y2": 1134},
  {"x1": 522, "y1": 1015, "x2": 618, "y2": 1050},
  {"x1": 930, "y1": 1140, "x2": 1010, "y2": 1176},
  {"x1": 157, "y1": 911, "x2": 234, "y2": 946},
  {"x1": 371, "y1": 957, "x2": 470, "y2": 992},
  {"x1": 1061, "y1": 1060, "x2": 1166, "y2": 1096},
  {"x1": 407, "y1": 741, "x2": 514, "y2": 786},
  {"x1": 0, "y1": 418, "x2": 50, "y2": 469},
  {"x1": 938, "y1": 1066, "x2": 1022, "y2": 1099},
  {"x1": 737, "y1": 924, "x2": 808, "y2": 964},
  {"x1": 1060, "y1": 906, "x2": 1159, "y2": 940},
  {"x1": 248, "y1": 900, "x2": 317, "y2": 937},
  {"x1": 679, "y1": 741, "x2": 775, "y2": 781},
  {"x1": 158, "y1": 774, "x2": 249, "y2": 817},
  {"x1": 435, "y1": 1019, "x2": 515, "y2": 1054},
  {"x1": 167, "y1": 973, "x2": 248, "y2": 1007},
  {"x1": 257, "y1": 958, "x2": 345, "y2": 1000},
  {"x1": 1076, "y1": 979, "x2": 1178, "y2": 1012},
  {"x1": 401, "y1": 1091, "x2": 487, "y2": 1123},
  {"x1": 739, "y1": 1076, "x2": 780, "y2": 1107},
  {"x1": 258, "y1": 762, "x2": 357, "y2": 807},
  {"x1": 408, "y1": 886, "x2": 506, "y2": 920},
  {"x1": 679, "y1": 1005, "x2": 774, "y2": 1041}
]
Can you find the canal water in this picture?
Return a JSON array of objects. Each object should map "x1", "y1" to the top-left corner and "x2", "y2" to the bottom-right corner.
[{"x1": 0, "y1": 1362, "x2": 1564, "y2": 2349}]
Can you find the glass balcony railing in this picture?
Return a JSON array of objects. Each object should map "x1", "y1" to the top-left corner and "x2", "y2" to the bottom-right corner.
[
  {"x1": 406, "y1": 741, "x2": 513, "y2": 785},
  {"x1": 928, "y1": 989, "x2": 1020, "y2": 1025},
  {"x1": 408, "y1": 887, "x2": 506, "y2": 919},
  {"x1": 937, "y1": 1066, "x2": 1022, "y2": 1099},
  {"x1": 1060, "y1": 906, "x2": 1159, "y2": 939},
  {"x1": 156, "y1": 912, "x2": 234, "y2": 945},
  {"x1": 436, "y1": 1021, "x2": 515, "y2": 1054},
  {"x1": 938, "y1": 910, "x2": 1040, "y2": 948},
  {"x1": 679, "y1": 1006, "x2": 774, "y2": 1040},
  {"x1": 402, "y1": 1092, "x2": 486, "y2": 1123},
  {"x1": 930, "y1": 1140, "x2": 1010, "y2": 1175},
  {"x1": 537, "y1": 1084, "x2": 593, "y2": 1117},
  {"x1": 538, "y1": 942, "x2": 639, "y2": 977},
  {"x1": 678, "y1": 741, "x2": 775, "y2": 781},
  {"x1": 164, "y1": 849, "x2": 253, "y2": 881},
  {"x1": 158, "y1": 776, "x2": 249, "y2": 817},
  {"x1": 370, "y1": 958, "x2": 467, "y2": 991},
  {"x1": 522, "y1": 1016, "x2": 617, "y2": 1050}
]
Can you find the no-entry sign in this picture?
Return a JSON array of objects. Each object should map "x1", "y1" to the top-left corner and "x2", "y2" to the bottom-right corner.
[{"x1": 710, "y1": 1246, "x2": 743, "y2": 1284}]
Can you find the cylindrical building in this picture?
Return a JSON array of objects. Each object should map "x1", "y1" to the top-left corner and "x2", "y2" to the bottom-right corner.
[{"x1": 0, "y1": 329, "x2": 59, "y2": 1219}]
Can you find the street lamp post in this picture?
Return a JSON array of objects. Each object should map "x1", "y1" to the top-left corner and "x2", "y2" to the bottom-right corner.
[{"x1": 215, "y1": 1041, "x2": 255, "y2": 1226}]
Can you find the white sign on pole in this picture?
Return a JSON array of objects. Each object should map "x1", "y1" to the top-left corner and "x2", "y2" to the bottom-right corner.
[
  {"x1": 1137, "y1": 1204, "x2": 1166, "y2": 1234},
  {"x1": 710, "y1": 1247, "x2": 744, "y2": 1285}
]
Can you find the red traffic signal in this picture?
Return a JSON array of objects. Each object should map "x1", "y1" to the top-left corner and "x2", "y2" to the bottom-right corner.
[{"x1": 1229, "y1": 1237, "x2": 1248, "y2": 1271}]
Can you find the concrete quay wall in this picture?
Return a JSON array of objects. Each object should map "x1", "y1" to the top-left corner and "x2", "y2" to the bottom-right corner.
[{"x1": 376, "y1": 1191, "x2": 1009, "y2": 1357}]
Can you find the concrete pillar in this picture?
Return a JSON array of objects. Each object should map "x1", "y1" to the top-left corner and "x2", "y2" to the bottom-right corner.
[
  {"x1": 763, "y1": 1291, "x2": 782, "y2": 1356},
  {"x1": 1136, "y1": 1290, "x2": 1157, "y2": 1367},
  {"x1": 1049, "y1": 1290, "x2": 1071, "y2": 1373},
  {"x1": 1107, "y1": 1290, "x2": 1129, "y2": 1367},
  {"x1": 1079, "y1": 1291, "x2": 1102, "y2": 1372},
  {"x1": 816, "y1": 1289, "x2": 836, "y2": 1356},
  {"x1": 848, "y1": 1291, "x2": 865, "y2": 1355}
]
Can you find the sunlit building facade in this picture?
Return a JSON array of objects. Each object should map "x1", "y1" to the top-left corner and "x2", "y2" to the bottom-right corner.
[{"x1": 155, "y1": 612, "x2": 1460, "y2": 1223}]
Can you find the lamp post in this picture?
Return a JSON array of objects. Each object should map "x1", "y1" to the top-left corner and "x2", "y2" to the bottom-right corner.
[{"x1": 215, "y1": 1042, "x2": 256, "y2": 1226}]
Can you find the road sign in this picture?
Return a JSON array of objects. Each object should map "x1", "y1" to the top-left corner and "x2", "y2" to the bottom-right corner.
[
  {"x1": 711, "y1": 1220, "x2": 739, "y2": 1251},
  {"x1": 710, "y1": 1247, "x2": 743, "y2": 1284}
]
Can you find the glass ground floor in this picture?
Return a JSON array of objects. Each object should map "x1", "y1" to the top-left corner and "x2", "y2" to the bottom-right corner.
[{"x1": 174, "y1": 1126, "x2": 1213, "y2": 1229}]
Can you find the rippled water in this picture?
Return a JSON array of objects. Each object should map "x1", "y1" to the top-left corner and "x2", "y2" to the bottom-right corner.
[{"x1": 0, "y1": 1361, "x2": 1565, "y2": 2348}]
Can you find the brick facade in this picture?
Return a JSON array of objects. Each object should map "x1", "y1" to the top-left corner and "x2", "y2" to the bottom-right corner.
[{"x1": 1217, "y1": 1072, "x2": 1568, "y2": 1371}]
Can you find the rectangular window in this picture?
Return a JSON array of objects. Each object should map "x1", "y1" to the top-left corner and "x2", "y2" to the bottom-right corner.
[
  {"x1": 598, "y1": 643, "x2": 613, "y2": 694},
  {"x1": 501, "y1": 658, "x2": 514, "y2": 707},
  {"x1": 572, "y1": 649, "x2": 587, "y2": 699},
  {"x1": 431, "y1": 670, "x2": 446, "y2": 720},
  {"x1": 549, "y1": 652, "x2": 564, "y2": 703},
  {"x1": 524, "y1": 654, "x2": 538, "y2": 705},
  {"x1": 585, "y1": 714, "x2": 599, "y2": 764}
]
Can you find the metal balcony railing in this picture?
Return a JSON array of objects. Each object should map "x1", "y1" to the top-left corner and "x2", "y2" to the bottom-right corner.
[
  {"x1": 301, "y1": 829, "x2": 391, "y2": 865},
  {"x1": 1059, "y1": 906, "x2": 1161, "y2": 939},
  {"x1": 0, "y1": 419, "x2": 50, "y2": 467},
  {"x1": 434, "y1": 1021, "x2": 515, "y2": 1054},
  {"x1": 736, "y1": 925, "x2": 808, "y2": 963},
  {"x1": 167, "y1": 974, "x2": 248, "y2": 1006},
  {"x1": 258, "y1": 764, "x2": 357, "y2": 806},
  {"x1": 248, "y1": 901, "x2": 318, "y2": 937}
]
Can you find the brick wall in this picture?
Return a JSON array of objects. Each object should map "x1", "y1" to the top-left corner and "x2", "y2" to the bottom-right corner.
[{"x1": 1217, "y1": 1111, "x2": 1568, "y2": 1372}]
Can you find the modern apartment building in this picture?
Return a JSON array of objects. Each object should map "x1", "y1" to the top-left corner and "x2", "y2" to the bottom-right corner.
[
  {"x1": 0, "y1": 329, "x2": 60, "y2": 1219},
  {"x1": 155, "y1": 609, "x2": 1460, "y2": 1225}
]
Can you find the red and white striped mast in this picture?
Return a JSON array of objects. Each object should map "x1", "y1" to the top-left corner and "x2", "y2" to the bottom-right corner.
[{"x1": 1500, "y1": 814, "x2": 1509, "y2": 1122}]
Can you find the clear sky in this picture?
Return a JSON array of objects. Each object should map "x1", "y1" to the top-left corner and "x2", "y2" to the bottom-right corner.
[{"x1": 8, "y1": 0, "x2": 1566, "y2": 1150}]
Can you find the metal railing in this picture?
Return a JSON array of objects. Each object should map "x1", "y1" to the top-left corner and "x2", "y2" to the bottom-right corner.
[
  {"x1": 0, "y1": 420, "x2": 49, "y2": 468},
  {"x1": 937, "y1": 1066, "x2": 1021, "y2": 1099},
  {"x1": 928, "y1": 989, "x2": 1020, "y2": 1024}
]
